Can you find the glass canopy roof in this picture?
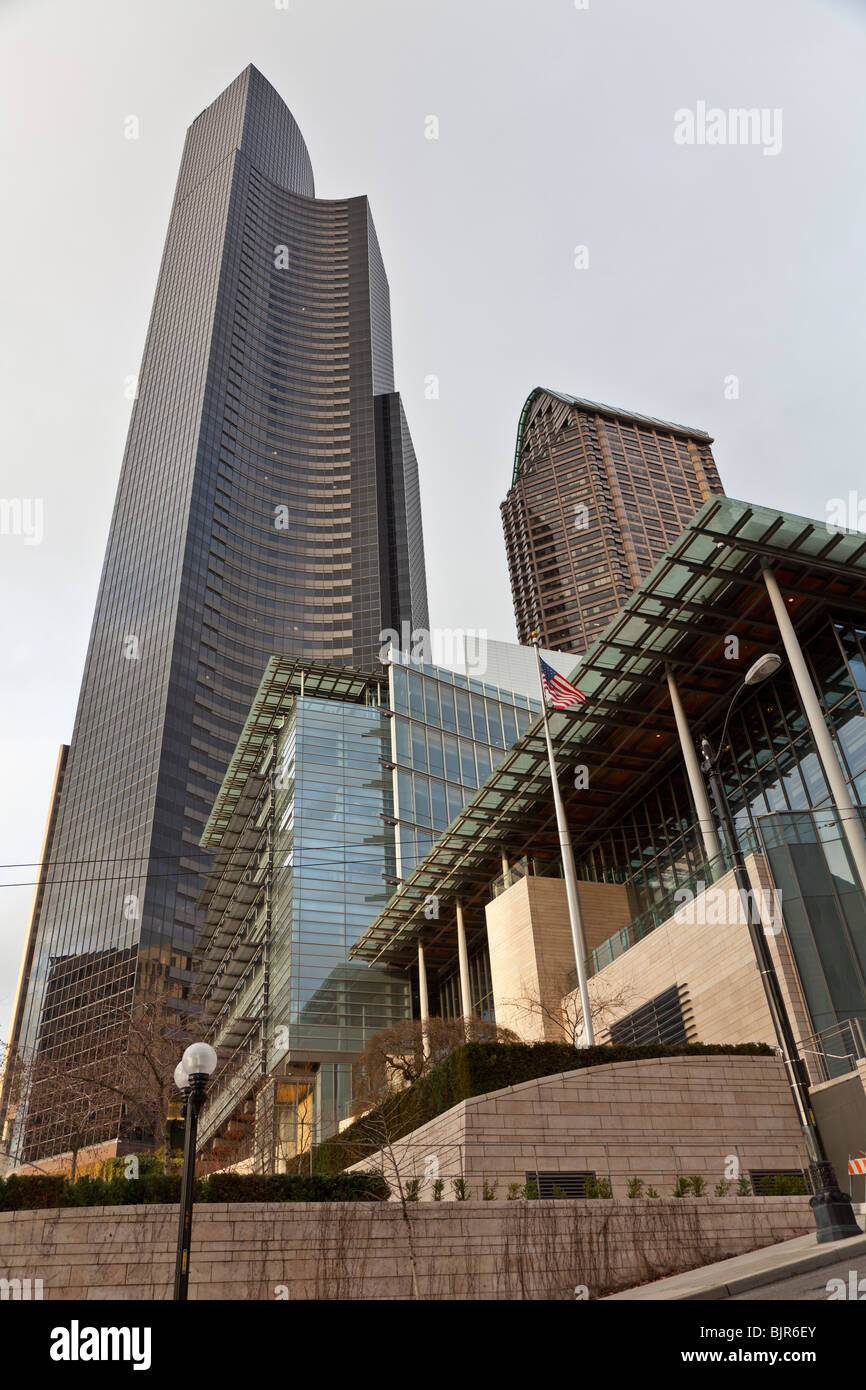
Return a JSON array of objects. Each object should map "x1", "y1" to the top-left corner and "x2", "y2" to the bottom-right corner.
[
  {"x1": 351, "y1": 497, "x2": 866, "y2": 969},
  {"x1": 201, "y1": 657, "x2": 381, "y2": 850}
]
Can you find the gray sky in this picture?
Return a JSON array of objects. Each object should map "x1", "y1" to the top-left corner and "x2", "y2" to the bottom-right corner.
[{"x1": 2, "y1": 0, "x2": 865, "y2": 1040}]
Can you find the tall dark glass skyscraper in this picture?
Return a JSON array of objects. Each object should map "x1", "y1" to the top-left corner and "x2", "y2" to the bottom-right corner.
[{"x1": 1, "y1": 66, "x2": 427, "y2": 1160}]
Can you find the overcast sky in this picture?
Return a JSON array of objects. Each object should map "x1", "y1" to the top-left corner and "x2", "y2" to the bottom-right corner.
[{"x1": 1, "y1": 0, "x2": 865, "y2": 1040}]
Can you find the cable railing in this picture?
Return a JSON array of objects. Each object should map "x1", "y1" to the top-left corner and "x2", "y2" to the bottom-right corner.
[
  {"x1": 797, "y1": 1018, "x2": 866, "y2": 1086},
  {"x1": 581, "y1": 847, "x2": 736, "y2": 980}
]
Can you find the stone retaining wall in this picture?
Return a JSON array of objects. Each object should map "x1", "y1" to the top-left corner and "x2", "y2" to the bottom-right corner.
[
  {"x1": 347, "y1": 1054, "x2": 809, "y2": 1196},
  {"x1": 0, "y1": 1197, "x2": 813, "y2": 1300}
]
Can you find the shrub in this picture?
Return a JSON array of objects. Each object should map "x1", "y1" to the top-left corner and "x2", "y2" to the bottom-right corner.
[
  {"x1": 0, "y1": 1170, "x2": 389, "y2": 1210},
  {"x1": 776, "y1": 1174, "x2": 808, "y2": 1197},
  {"x1": 62, "y1": 1176, "x2": 110, "y2": 1207},
  {"x1": 481, "y1": 1179, "x2": 498, "y2": 1201},
  {"x1": 690, "y1": 1176, "x2": 707, "y2": 1197},
  {"x1": 626, "y1": 1177, "x2": 644, "y2": 1199},
  {"x1": 452, "y1": 1177, "x2": 468, "y2": 1201},
  {"x1": 403, "y1": 1177, "x2": 420, "y2": 1202},
  {"x1": 199, "y1": 1172, "x2": 389, "y2": 1204},
  {"x1": 0, "y1": 1175, "x2": 66, "y2": 1210},
  {"x1": 98, "y1": 1152, "x2": 170, "y2": 1181},
  {"x1": 584, "y1": 1176, "x2": 612, "y2": 1199},
  {"x1": 431, "y1": 1177, "x2": 445, "y2": 1201},
  {"x1": 756, "y1": 1173, "x2": 809, "y2": 1196}
]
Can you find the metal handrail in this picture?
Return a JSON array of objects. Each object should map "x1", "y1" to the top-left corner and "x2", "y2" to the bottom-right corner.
[
  {"x1": 582, "y1": 846, "x2": 736, "y2": 980},
  {"x1": 796, "y1": 1018, "x2": 866, "y2": 1086}
]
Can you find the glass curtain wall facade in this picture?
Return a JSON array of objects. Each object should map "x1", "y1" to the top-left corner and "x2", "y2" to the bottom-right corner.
[
  {"x1": 388, "y1": 650, "x2": 540, "y2": 876},
  {"x1": 761, "y1": 810, "x2": 866, "y2": 1041},
  {"x1": 575, "y1": 614, "x2": 866, "y2": 1030},
  {"x1": 196, "y1": 650, "x2": 545, "y2": 1152},
  {"x1": 5, "y1": 65, "x2": 427, "y2": 1161},
  {"x1": 270, "y1": 697, "x2": 408, "y2": 1056},
  {"x1": 502, "y1": 389, "x2": 724, "y2": 653},
  {"x1": 249, "y1": 694, "x2": 410, "y2": 1145}
]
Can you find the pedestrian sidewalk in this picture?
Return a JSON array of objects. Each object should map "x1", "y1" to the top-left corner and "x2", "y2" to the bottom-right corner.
[{"x1": 603, "y1": 1228, "x2": 866, "y2": 1300}]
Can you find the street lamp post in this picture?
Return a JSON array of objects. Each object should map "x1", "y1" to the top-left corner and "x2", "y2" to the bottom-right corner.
[
  {"x1": 700, "y1": 654, "x2": 860, "y2": 1243},
  {"x1": 173, "y1": 1042, "x2": 218, "y2": 1300}
]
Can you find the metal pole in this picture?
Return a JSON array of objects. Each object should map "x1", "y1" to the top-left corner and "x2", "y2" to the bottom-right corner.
[
  {"x1": 500, "y1": 848, "x2": 512, "y2": 889},
  {"x1": 700, "y1": 734, "x2": 860, "y2": 1242},
  {"x1": 666, "y1": 666, "x2": 722, "y2": 862},
  {"x1": 455, "y1": 900, "x2": 472, "y2": 1027},
  {"x1": 762, "y1": 565, "x2": 866, "y2": 893},
  {"x1": 418, "y1": 942, "x2": 430, "y2": 1058},
  {"x1": 531, "y1": 639, "x2": 594, "y2": 1046},
  {"x1": 702, "y1": 742, "x2": 815, "y2": 1139},
  {"x1": 173, "y1": 1073, "x2": 206, "y2": 1300}
]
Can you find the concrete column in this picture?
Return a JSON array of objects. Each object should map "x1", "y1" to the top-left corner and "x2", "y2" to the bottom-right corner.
[
  {"x1": 417, "y1": 942, "x2": 430, "y2": 1058},
  {"x1": 666, "y1": 666, "x2": 723, "y2": 863},
  {"x1": 763, "y1": 565, "x2": 866, "y2": 893},
  {"x1": 455, "y1": 899, "x2": 472, "y2": 1023}
]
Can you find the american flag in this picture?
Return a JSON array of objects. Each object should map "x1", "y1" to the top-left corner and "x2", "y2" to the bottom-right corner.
[{"x1": 539, "y1": 657, "x2": 587, "y2": 710}]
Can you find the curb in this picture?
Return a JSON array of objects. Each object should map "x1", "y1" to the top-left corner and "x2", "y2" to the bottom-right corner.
[{"x1": 605, "y1": 1232, "x2": 866, "y2": 1301}]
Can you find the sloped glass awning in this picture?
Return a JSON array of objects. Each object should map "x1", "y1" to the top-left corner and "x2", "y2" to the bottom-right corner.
[
  {"x1": 200, "y1": 657, "x2": 380, "y2": 851},
  {"x1": 350, "y1": 497, "x2": 866, "y2": 969}
]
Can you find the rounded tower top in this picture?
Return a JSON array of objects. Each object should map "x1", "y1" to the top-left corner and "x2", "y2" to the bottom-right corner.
[{"x1": 177, "y1": 63, "x2": 315, "y2": 202}]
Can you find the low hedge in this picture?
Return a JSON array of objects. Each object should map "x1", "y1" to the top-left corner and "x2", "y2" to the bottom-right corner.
[
  {"x1": 310, "y1": 1040, "x2": 777, "y2": 1175},
  {"x1": 199, "y1": 1171, "x2": 389, "y2": 1204},
  {"x1": 0, "y1": 1170, "x2": 389, "y2": 1211},
  {"x1": 441, "y1": 1040, "x2": 775, "y2": 1104}
]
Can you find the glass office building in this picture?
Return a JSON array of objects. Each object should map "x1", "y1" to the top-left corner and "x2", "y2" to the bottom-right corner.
[
  {"x1": 195, "y1": 647, "x2": 546, "y2": 1161},
  {"x1": 388, "y1": 649, "x2": 540, "y2": 876},
  {"x1": 2, "y1": 66, "x2": 427, "y2": 1162}
]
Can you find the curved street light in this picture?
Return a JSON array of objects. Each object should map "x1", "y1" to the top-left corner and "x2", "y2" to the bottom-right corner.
[
  {"x1": 699, "y1": 655, "x2": 860, "y2": 1243},
  {"x1": 173, "y1": 1042, "x2": 218, "y2": 1300}
]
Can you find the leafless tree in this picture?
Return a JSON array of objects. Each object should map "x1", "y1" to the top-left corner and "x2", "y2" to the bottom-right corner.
[
  {"x1": 113, "y1": 996, "x2": 196, "y2": 1171},
  {"x1": 6, "y1": 993, "x2": 200, "y2": 1175},
  {"x1": 351, "y1": 1015, "x2": 518, "y2": 1115},
  {"x1": 503, "y1": 979, "x2": 637, "y2": 1047},
  {"x1": 341, "y1": 1098, "x2": 427, "y2": 1299}
]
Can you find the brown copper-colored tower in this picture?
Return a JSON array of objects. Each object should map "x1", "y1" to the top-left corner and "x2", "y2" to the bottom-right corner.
[{"x1": 501, "y1": 389, "x2": 724, "y2": 653}]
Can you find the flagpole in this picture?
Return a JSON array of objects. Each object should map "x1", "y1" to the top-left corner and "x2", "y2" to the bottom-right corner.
[{"x1": 531, "y1": 634, "x2": 595, "y2": 1047}]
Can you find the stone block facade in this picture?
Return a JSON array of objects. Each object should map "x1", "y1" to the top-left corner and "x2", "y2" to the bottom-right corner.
[
  {"x1": 348, "y1": 1054, "x2": 809, "y2": 1197},
  {"x1": 578, "y1": 857, "x2": 812, "y2": 1047},
  {"x1": 0, "y1": 1197, "x2": 814, "y2": 1300},
  {"x1": 486, "y1": 875, "x2": 633, "y2": 1040}
]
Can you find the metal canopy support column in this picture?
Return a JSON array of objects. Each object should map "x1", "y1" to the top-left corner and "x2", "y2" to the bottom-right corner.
[
  {"x1": 763, "y1": 565, "x2": 866, "y2": 893},
  {"x1": 666, "y1": 665, "x2": 722, "y2": 863},
  {"x1": 418, "y1": 942, "x2": 430, "y2": 1058},
  {"x1": 456, "y1": 899, "x2": 472, "y2": 1024}
]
